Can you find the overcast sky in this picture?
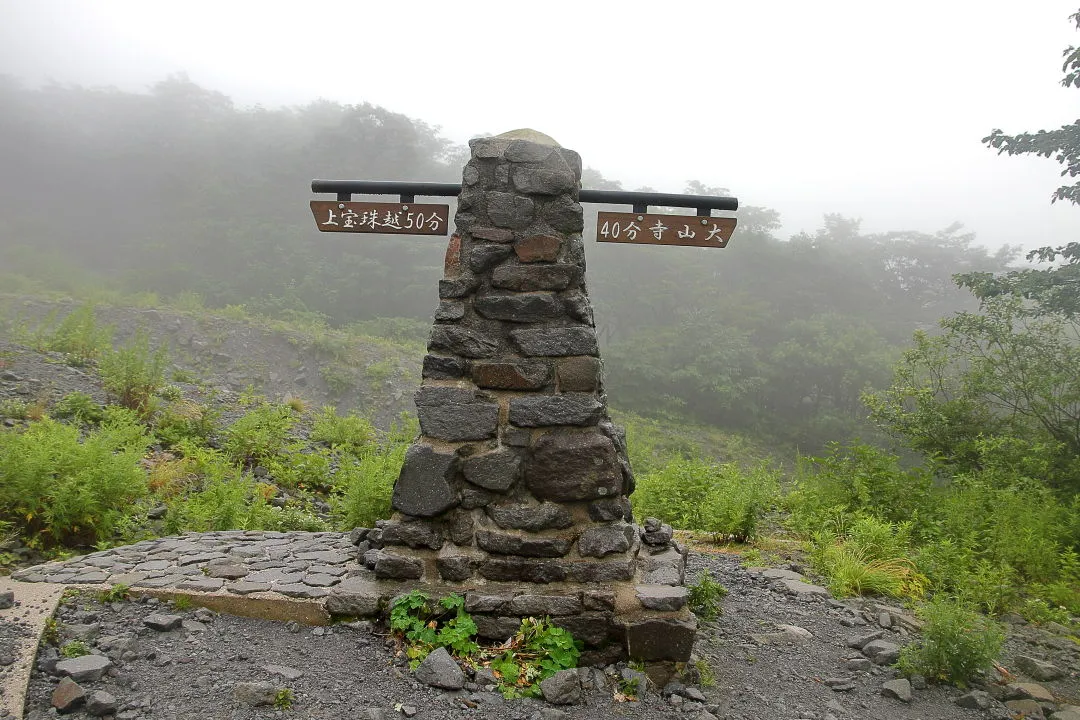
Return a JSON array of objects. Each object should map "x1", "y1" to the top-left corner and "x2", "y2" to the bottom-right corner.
[{"x1": 2, "y1": 0, "x2": 1078, "y2": 251}]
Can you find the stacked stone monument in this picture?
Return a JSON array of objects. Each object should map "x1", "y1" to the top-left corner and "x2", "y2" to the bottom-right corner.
[{"x1": 336, "y1": 131, "x2": 696, "y2": 669}]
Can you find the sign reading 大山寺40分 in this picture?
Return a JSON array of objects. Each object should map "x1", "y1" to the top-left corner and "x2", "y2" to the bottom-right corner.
[
  {"x1": 596, "y1": 212, "x2": 737, "y2": 248},
  {"x1": 310, "y1": 201, "x2": 450, "y2": 236}
]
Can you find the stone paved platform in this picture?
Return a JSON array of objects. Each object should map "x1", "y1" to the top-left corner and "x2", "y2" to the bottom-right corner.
[{"x1": 11, "y1": 531, "x2": 357, "y2": 600}]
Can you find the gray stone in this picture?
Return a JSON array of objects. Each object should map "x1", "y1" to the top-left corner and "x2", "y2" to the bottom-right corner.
[
  {"x1": 845, "y1": 630, "x2": 884, "y2": 649},
  {"x1": 563, "y1": 289, "x2": 594, "y2": 326},
  {"x1": 54, "y1": 655, "x2": 113, "y2": 683},
  {"x1": 51, "y1": 677, "x2": 86, "y2": 714},
  {"x1": 463, "y1": 449, "x2": 522, "y2": 492},
  {"x1": 415, "y1": 387, "x2": 499, "y2": 442},
  {"x1": 510, "y1": 327, "x2": 598, "y2": 357},
  {"x1": 776, "y1": 578, "x2": 831, "y2": 598},
  {"x1": 415, "y1": 647, "x2": 465, "y2": 690},
  {"x1": 492, "y1": 264, "x2": 581, "y2": 292},
  {"x1": 177, "y1": 578, "x2": 224, "y2": 592},
  {"x1": 505, "y1": 139, "x2": 556, "y2": 162},
  {"x1": 508, "y1": 595, "x2": 582, "y2": 617},
  {"x1": 556, "y1": 357, "x2": 601, "y2": 392},
  {"x1": 262, "y1": 664, "x2": 304, "y2": 681},
  {"x1": 578, "y1": 523, "x2": 635, "y2": 557},
  {"x1": 843, "y1": 656, "x2": 874, "y2": 671},
  {"x1": 63, "y1": 623, "x2": 100, "y2": 640},
  {"x1": 0, "y1": 590, "x2": 13, "y2": 609},
  {"x1": 862, "y1": 639, "x2": 901, "y2": 665},
  {"x1": 474, "y1": 292, "x2": 564, "y2": 323},
  {"x1": 509, "y1": 394, "x2": 603, "y2": 427},
  {"x1": 475, "y1": 530, "x2": 571, "y2": 557},
  {"x1": 429, "y1": 326, "x2": 501, "y2": 358},
  {"x1": 447, "y1": 509, "x2": 475, "y2": 545},
  {"x1": 438, "y1": 276, "x2": 478, "y2": 299},
  {"x1": 433, "y1": 301, "x2": 465, "y2": 322},
  {"x1": 474, "y1": 615, "x2": 524, "y2": 640},
  {"x1": 565, "y1": 558, "x2": 636, "y2": 583},
  {"x1": 588, "y1": 497, "x2": 632, "y2": 522},
  {"x1": 301, "y1": 573, "x2": 340, "y2": 587},
  {"x1": 460, "y1": 486, "x2": 493, "y2": 509},
  {"x1": 380, "y1": 521, "x2": 443, "y2": 550},
  {"x1": 392, "y1": 444, "x2": 459, "y2": 517},
  {"x1": 472, "y1": 360, "x2": 551, "y2": 390},
  {"x1": 542, "y1": 196, "x2": 585, "y2": 233},
  {"x1": 955, "y1": 690, "x2": 993, "y2": 709},
  {"x1": 234, "y1": 681, "x2": 279, "y2": 706},
  {"x1": 624, "y1": 616, "x2": 697, "y2": 662},
  {"x1": 422, "y1": 354, "x2": 467, "y2": 380},
  {"x1": 881, "y1": 678, "x2": 912, "y2": 702},
  {"x1": 275, "y1": 583, "x2": 330, "y2": 599},
  {"x1": 470, "y1": 225, "x2": 514, "y2": 243},
  {"x1": 512, "y1": 167, "x2": 576, "y2": 196},
  {"x1": 526, "y1": 431, "x2": 623, "y2": 502},
  {"x1": 486, "y1": 191, "x2": 535, "y2": 229},
  {"x1": 539, "y1": 669, "x2": 582, "y2": 705},
  {"x1": 642, "y1": 522, "x2": 673, "y2": 546},
  {"x1": 468, "y1": 244, "x2": 513, "y2": 272},
  {"x1": 85, "y1": 689, "x2": 117, "y2": 717},
  {"x1": 205, "y1": 563, "x2": 248, "y2": 579},
  {"x1": 436, "y1": 555, "x2": 473, "y2": 581},
  {"x1": 479, "y1": 558, "x2": 567, "y2": 583},
  {"x1": 1016, "y1": 654, "x2": 1065, "y2": 681},
  {"x1": 143, "y1": 613, "x2": 183, "y2": 631},
  {"x1": 486, "y1": 502, "x2": 573, "y2": 531},
  {"x1": 470, "y1": 137, "x2": 511, "y2": 158},
  {"x1": 635, "y1": 585, "x2": 688, "y2": 611},
  {"x1": 1050, "y1": 711, "x2": 1080, "y2": 720},
  {"x1": 373, "y1": 553, "x2": 423, "y2": 580},
  {"x1": 325, "y1": 581, "x2": 381, "y2": 617},
  {"x1": 1005, "y1": 699, "x2": 1045, "y2": 718}
]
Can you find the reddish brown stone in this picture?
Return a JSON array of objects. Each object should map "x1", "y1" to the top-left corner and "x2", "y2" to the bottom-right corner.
[
  {"x1": 556, "y1": 357, "x2": 601, "y2": 392},
  {"x1": 515, "y1": 235, "x2": 562, "y2": 262},
  {"x1": 472, "y1": 361, "x2": 551, "y2": 390},
  {"x1": 444, "y1": 233, "x2": 462, "y2": 277}
]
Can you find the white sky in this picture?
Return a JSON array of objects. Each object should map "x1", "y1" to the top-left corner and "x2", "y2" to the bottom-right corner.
[{"x1": 2, "y1": 0, "x2": 1078, "y2": 251}]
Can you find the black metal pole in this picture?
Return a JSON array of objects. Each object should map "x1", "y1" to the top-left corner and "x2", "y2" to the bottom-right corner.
[{"x1": 311, "y1": 180, "x2": 739, "y2": 212}]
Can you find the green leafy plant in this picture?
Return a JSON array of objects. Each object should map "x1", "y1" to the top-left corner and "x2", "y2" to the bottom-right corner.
[
  {"x1": 897, "y1": 597, "x2": 1004, "y2": 686},
  {"x1": 222, "y1": 403, "x2": 296, "y2": 465},
  {"x1": 60, "y1": 640, "x2": 91, "y2": 658},
  {"x1": 0, "y1": 399, "x2": 29, "y2": 420},
  {"x1": 98, "y1": 329, "x2": 169, "y2": 413},
  {"x1": 97, "y1": 583, "x2": 130, "y2": 603},
  {"x1": 310, "y1": 406, "x2": 375, "y2": 455},
  {"x1": 172, "y1": 595, "x2": 192, "y2": 611},
  {"x1": 389, "y1": 591, "x2": 479, "y2": 667},
  {"x1": 43, "y1": 305, "x2": 113, "y2": 366},
  {"x1": 484, "y1": 617, "x2": 580, "y2": 699},
  {"x1": 330, "y1": 437, "x2": 407, "y2": 529},
  {"x1": 51, "y1": 392, "x2": 105, "y2": 425},
  {"x1": 273, "y1": 688, "x2": 293, "y2": 710},
  {"x1": 42, "y1": 618, "x2": 60, "y2": 645},
  {"x1": 687, "y1": 569, "x2": 728, "y2": 621}
]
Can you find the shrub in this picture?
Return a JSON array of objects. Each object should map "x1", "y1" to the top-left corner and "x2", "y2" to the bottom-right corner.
[
  {"x1": 99, "y1": 329, "x2": 169, "y2": 413},
  {"x1": 44, "y1": 305, "x2": 113, "y2": 365},
  {"x1": 60, "y1": 640, "x2": 91, "y2": 658},
  {"x1": 310, "y1": 406, "x2": 376, "y2": 455},
  {"x1": 163, "y1": 472, "x2": 277, "y2": 533},
  {"x1": 897, "y1": 597, "x2": 1004, "y2": 686},
  {"x1": 153, "y1": 400, "x2": 217, "y2": 448},
  {"x1": 0, "y1": 416, "x2": 150, "y2": 546},
  {"x1": 222, "y1": 403, "x2": 295, "y2": 465},
  {"x1": 331, "y1": 439, "x2": 407, "y2": 529},
  {"x1": 51, "y1": 392, "x2": 105, "y2": 425},
  {"x1": 687, "y1": 569, "x2": 728, "y2": 620}
]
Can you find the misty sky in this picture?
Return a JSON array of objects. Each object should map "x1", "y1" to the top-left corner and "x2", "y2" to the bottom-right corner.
[{"x1": 3, "y1": 0, "x2": 1079, "y2": 252}]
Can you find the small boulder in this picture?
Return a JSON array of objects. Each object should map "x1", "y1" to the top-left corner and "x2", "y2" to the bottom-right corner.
[
  {"x1": 143, "y1": 613, "x2": 183, "y2": 631},
  {"x1": 881, "y1": 678, "x2": 912, "y2": 702},
  {"x1": 234, "y1": 680, "x2": 279, "y2": 706},
  {"x1": 54, "y1": 654, "x2": 113, "y2": 683},
  {"x1": 1016, "y1": 655, "x2": 1065, "y2": 682},
  {"x1": 540, "y1": 669, "x2": 582, "y2": 705},
  {"x1": 954, "y1": 690, "x2": 992, "y2": 710},
  {"x1": 0, "y1": 590, "x2": 14, "y2": 609},
  {"x1": 414, "y1": 647, "x2": 465, "y2": 690},
  {"x1": 85, "y1": 690, "x2": 118, "y2": 717},
  {"x1": 51, "y1": 677, "x2": 86, "y2": 714},
  {"x1": 861, "y1": 639, "x2": 901, "y2": 665}
]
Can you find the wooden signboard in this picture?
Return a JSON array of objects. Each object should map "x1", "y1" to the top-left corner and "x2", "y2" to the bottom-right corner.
[
  {"x1": 596, "y1": 212, "x2": 737, "y2": 248},
  {"x1": 310, "y1": 201, "x2": 450, "y2": 236}
]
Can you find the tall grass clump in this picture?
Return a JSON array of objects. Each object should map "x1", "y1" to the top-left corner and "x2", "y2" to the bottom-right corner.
[
  {"x1": 99, "y1": 329, "x2": 168, "y2": 413},
  {"x1": 34, "y1": 304, "x2": 113, "y2": 366},
  {"x1": 632, "y1": 456, "x2": 779, "y2": 541}
]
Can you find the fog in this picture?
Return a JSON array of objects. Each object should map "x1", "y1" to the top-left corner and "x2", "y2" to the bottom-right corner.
[{"x1": 2, "y1": 0, "x2": 1079, "y2": 250}]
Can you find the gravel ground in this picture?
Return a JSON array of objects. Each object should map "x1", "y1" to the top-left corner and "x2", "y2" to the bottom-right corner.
[{"x1": 17, "y1": 551, "x2": 1080, "y2": 720}]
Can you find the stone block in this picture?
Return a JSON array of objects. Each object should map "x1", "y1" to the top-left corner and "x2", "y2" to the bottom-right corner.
[
  {"x1": 468, "y1": 244, "x2": 513, "y2": 273},
  {"x1": 478, "y1": 558, "x2": 567, "y2": 583},
  {"x1": 583, "y1": 589, "x2": 616, "y2": 611},
  {"x1": 512, "y1": 167, "x2": 576, "y2": 196},
  {"x1": 503, "y1": 426, "x2": 531, "y2": 447},
  {"x1": 474, "y1": 292, "x2": 564, "y2": 323},
  {"x1": 475, "y1": 530, "x2": 571, "y2": 558},
  {"x1": 52, "y1": 677, "x2": 86, "y2": 714},
  {"x1": 486, "y1": 502, "x2": 573, "y2": 531},
  {"x1": 447, "y1": 509, "x2": 475, "y2": 545},
  {"x1": 588, "y1": 497, "x2": 633, "y2": 522},
  {"x1": 465, "y1": 594, "x2": 511, "y2": 613},
  {"x1": 510, "y1": 327, "x2": 598, "y2": 356},
  {"x1": 429, "y1": 326, "x2": 501, "y2": 358},
  {"x1": 578, "y1": 523, "x2": 635, "y2": 557},
  {"x1": 435, "y1": 555, "x2": 473, "y2": 582},
  {"x1": 557, "y1": 357, "x2": 601, "y2": 392},
  {"x1": 473, "y1": 615, "x2": 523, "y2": 640},
  {"x1": 470, "y1": 137, "x2": 511, "y2": 158},
  {"x1": 565, "y1": 559, "x2": 635, "y2": 582},
  {"x1": 563, "y1": 290, "x2": 595, "y2": 326},
  {"x1": 460, "y1": 486, "x2": 493, "y2": 509},
  {"x1": 415, "y1": 387, "x2": 499, "y2": 442},
  {"x1": 509, "y1": 594, "x2": 582, "y2": 617},
  {"x1": 526, "y1": 431, "x2": 623, "y2": 501},
  {"x1": 486, "y1": 191, "x2": 535, "y2": 229},
  {"x1": 491, "y1": 264, "x2": 581, "y2": 292},
  {"x1": 392, "y1": 444, "x2": 459, "y2": 517},
  {"x1": 433, "y1": 301, "x2": 465, "y2": 322},
  {"x1": 540, "y1": 669, "x2": 582, "y2": 705},
  {"x1": 379, "y1": 521, "x2": 443, "y2": 550},
  {"x1": 422, "y1": 354, "x2": 466, "y2": 380},
  {"x1": 542, "y1": 196, "x2": 585, "y2": 233},
  {"x1": 635, "y1": 585, "x2": 688, "y2": 611},
  {"x1": 438, "y1": 275, "x2": 478, "y2": 299},
  {"x1": 515, "y1": 235, "x2": 562, "y2": 262},
  {"x1": 470, "y1": 226, "x2": 514, "y2": 243},
  {"x1": 505, "y1": 139, "x2": 556, "y2": 163},
  {"x1": 509, "y1": 393, "x2": 603, "y2": 427},
  {"x1": 553, "y1": 613, "x2": 621, "y2": 647},
  {"x1": 463, "y1": 448, "x2": 522, "y2": 492},
  {"x1": 373, "y1": 552, "x2": 423, "y2": 580},
  {"x1": 472, "y1": 360, "x2": 551, "y2": 390},
  {"x1": 625, "y1": 616, "x2": 697, "y2": 662},
  {"x1": 462, "y1": 164, "x2": 481, "y2": 186},
  {"x1": 55, "y1": 655, "x2": 113, "y2": 683},
  {"x1": 325, "y1": 581, "x2": 382, "y2": 617}
]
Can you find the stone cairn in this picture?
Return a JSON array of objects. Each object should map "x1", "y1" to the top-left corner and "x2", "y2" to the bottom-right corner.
[{"x1": 339, "y1": 131, "x2": 696, "y2": 669}]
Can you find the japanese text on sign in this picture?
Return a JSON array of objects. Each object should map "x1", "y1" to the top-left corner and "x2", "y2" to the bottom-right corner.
[
  {"x1": 310, "y1": 201, "x2": 450, "y2": 236},
  {"x1": 596, "y1": 212, "x2": 737, "y2": 248}
]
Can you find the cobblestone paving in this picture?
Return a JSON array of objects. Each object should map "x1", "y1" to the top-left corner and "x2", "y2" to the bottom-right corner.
[{"x1": 11, "y1": 532, "x2": 356, "y2": 600}]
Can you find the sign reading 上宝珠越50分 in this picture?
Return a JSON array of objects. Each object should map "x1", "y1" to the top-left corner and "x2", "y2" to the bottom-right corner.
[{"x1": 310, "y1": 201, "x2": 450, "y2": 236}]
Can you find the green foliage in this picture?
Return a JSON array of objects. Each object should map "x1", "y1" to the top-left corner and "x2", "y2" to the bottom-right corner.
[
  {"x1": 687, "y1": 569, "x2": 728, "y2": 621},
  {"x1": 222, "y1": 403, "x2": 296, "y2": 465},
  {"x1": 632, "y1": 456, "x2": 779, "y2": 541},
  {"x1": 363, "y1": 359, "x2": 396, "y2": 389},
  {"x1": 51, "y1": 392, "x2": 105, "y2": 425},
  {"x1": 273, "y1": 688, "x2": 293, "y2": 711},
  {"x1": 897, "y1": 597, "x2": 1004, "y2": 686},
  {"x1": 152, "y1": 399, "x2": 217, "y2": 448},
  {"x1": 42, "y1": 618, "x2": 60, "y2": 645},
  {"x1": 98, "y1": 329, "x2": 169, "y2": 413},
  {"x1": 172, "y1": 595, "x2": 192, "y2": 611},
  {"x1": 390, "y1": 591, "x2": 480, "y2": 666},
  {"x1": 319, "y1": 365, "x2": 353, "y2": 396},
  {"x1": 490, "y1": 617, "x2": 580, "y2": 699},
  {"x1": 41, "y1": 305, "x2": 113, "y2": 365},
  {"x1": 310, "y1": 406, "x2": 375, "y2": 455},
  {"x1": 60, "y1": 640, "x2": 91, "y2": 658},
  {"x1": 0, "y1": 415, "x2": 150, "y2": 546},
  {"x1": 330, "y1": 435, "x2": 408, "y2": 530},
  {"x1": 97, "y1": 584, "x2": 130, "y2": 603},
  {"x1": 0, "y1": 399, "x2": 30, "y2": 420}
]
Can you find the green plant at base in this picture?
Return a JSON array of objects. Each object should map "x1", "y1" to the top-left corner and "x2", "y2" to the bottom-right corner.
[
  {"x1": 99, "y1": 329, "x2": 169, "y2": 413},
  {"x1": 0, "y1": 399, "x2": 29, "y2": 420},
  {"x1": 60, "y1": 640, "x2": 91, "y2": 658},
  {"x1": 42, "y1": 618, "x2": 60, "y2": 645},
  {"x1": 330, "y1": 438, "x2": 407, "y2": 529},
  {"x1": 390, "y1": 591, "x2": 479, "y2": 667},
  {"x1": 485, "y1": 617, "x2": 580, "y2": 699},
  {"x1": 273, "y1": 688, "x2": 293, "y2": 710},
  {"x1": 98, "y1": 583, "x2": 130, "y2": 603},
  {"x1": 172, "y1": 595, "x2": 192, "y2": 611},
  {"x1": 687, "y1": 569, "x2": 728, "y2": 621},
  {"x1": 695, "y1": 658, "x2": 715, "y2": 688},
  {"x1": 897, "y1": 597, "x2": 1004, "y2": 686},
  {"x1": 51, "y1": 392, "x2": 105, "y2": 425}
]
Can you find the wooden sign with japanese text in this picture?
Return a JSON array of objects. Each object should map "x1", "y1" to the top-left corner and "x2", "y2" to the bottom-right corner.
[
  {"x1": 310, "y1": 201, "x2": 450, "y2": 236},
  {"x1": 596, "y1": 212, "x2": 737, "y2": 248}
]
